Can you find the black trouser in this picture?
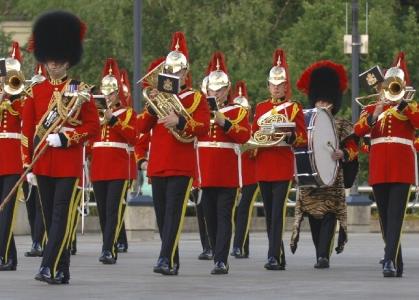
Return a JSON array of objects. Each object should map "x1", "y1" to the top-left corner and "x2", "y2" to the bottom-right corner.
[
  {"x1": 196, "y1": 199, "x2": 211, "y2": 251},
  {"x1": 23, "y1": 182, "x2": 45, "y2": 246},
  {"x1": 308, "y1": 213, "x2": 337, "y2": 260},
  {"x1": 259, "y1": 180, "x2": 291, "y2": 265},
  {"x1": 117, "y1": 221, "x2": 128, "y2": 248},
  {"x1": 373, "y1": 183, "x2": 410, "y2": 272},
  {"x1": 202, "y1": 187, "x2": 237, "y2": 264},
  {"x1": 233, "y1": 184, "x2": 259, "y2": 255},
  {"x1": 37, "y1": 176, "x2": 79, "y2": 277},
  {"x1": 0, "y1": 175, "x2": 19, "y2": 266},
  {"x1": 151, "y1": 176, "x2": 192, "y2": 268},
  {"x1": 68, "y1": 188, "x2": 83, "y2": 250},
  {"x1": 93, "y1": 180, "x2": 128, "y2": 258}
]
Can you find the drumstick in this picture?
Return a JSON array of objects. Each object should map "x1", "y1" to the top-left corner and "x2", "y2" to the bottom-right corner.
[{"x1": 327, "y1": 141, "x2": 336, "y2": 151}]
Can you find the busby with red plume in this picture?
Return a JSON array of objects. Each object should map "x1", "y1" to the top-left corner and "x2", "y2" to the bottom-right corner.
[
  {"x1": 268, "y1": 48, "x2": 292, "y2": 100},
  {"x1": 29, "y1": 10, "x2": 86, "y2": 67},
  {"x1": 100, "y1": 58, "x2": 122, "y2": 99},
  {"x1": 232, "y1": 80, "x2": 250, "y2": 109},
  {"x1": 120, "y1": 69, "x2": 132, "y2": 107},
  {"x1": 206, "y1": 51, "x2": 230, "y2": 92},
  {"x1": 9, "y1": 41, "x2": 23, "y2": 63},
  {"x1": 164, "y1": 32, "x2": 189, "y2": 74},
  {"x1": 389, "y1": 51, "x2": 410, "y2": 86},
  {"x1": 297, "y1": 60, "x2": 348, "y2": 115}
]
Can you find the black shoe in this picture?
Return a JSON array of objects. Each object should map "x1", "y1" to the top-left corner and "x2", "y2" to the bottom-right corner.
[
  {"x1": 35, "y1": 266, "x2": 52, "y2": 283},
  {"x1": 211, "y1": 261, "x2": 229, "y2": 275},
  {"x1": 0, "y1": 257, "x2": 16, "y2": 271},
  {"x1": 379, "y1": 258, "x2": 384, "y2": 265},
  {"x1": 99, "y1": 251, "x2": 116, "y2": 264},
  {"x1": 264, "y1": 257, "x2": 285, "y2": 271},
  {"x1": 153, "y1": 257, "x2": 165, "y2": 274},
  {"x1": 230, "y1": 247, "x2": 249, "y2": 258},
  {"x1": 116, "y1": 243, "x2": 128, "y2": 253},
  {"x1": 25, "y1": 242, "x2": 43, "y2": 257},
  {"x1": 383, "y1": 260, "x2": 397, "y2": 277},
  {"x1": 314, "y1": 257, "x2": 330, "y2": 269},
  {"x1": 230, "y1": 247, "x2": 241, "y2": 257},
  {"x1": 160, "y1": 262, "x2": 179, "y2": 276},
  {"x1": 198, "y1": 249, "x2": 213, "y2": 260}
]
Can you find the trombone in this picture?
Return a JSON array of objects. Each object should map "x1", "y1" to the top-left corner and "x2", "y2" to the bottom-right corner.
[{"x1": 355, "y1": 67, "x2": 416, "y2": 108}]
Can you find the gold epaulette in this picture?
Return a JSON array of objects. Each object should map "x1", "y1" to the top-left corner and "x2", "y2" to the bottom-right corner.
[
  {"x1": 185, "y1": 91, "x2": 202, "y2": 114},
  {"x1": 227, "y1": 105, "x2": 247, "y2": 125}
]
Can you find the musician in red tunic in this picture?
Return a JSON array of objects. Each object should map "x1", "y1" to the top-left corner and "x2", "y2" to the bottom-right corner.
[
  {"x1": 137, "y1": 32, "x2": 210, "y2": 275},
  {"x1": 253, "y1": 49, "x2": 307, "y2": 270},
  {"x1": 90, "y1": 58, "x2": 137, "y2": 264},
  {"x1": 230, "y1": 80, "x2": 259, "y2": 259},
  {"x1": 22, "y1": 63, "x2": 47, "y2": 258},
  {"x1": 354, "y1": 52, "x2": 419, "y2": 277},
  {"x1": 0, "y1": 41, "x2": 25, "y2": 271},
  {"x1": 197, "y1": 52, "x2": 251, "y2": 274},
  {"x1": 22, "y1": 11, "x2": 100, "y2": 284},
  {"x1": 114, "y1": 68, "x2": 136, "y2": 253}
]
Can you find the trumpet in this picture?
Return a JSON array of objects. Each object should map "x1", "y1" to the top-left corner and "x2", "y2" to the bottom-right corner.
[
  {"x1": 355, "y1": 67, "x2": 416, "y2": 108},
  {"x1": 93, "y1": 95, "x2": 108, "y2": 125},
  {"x1": 3, "y1": 57, "x2": 25, "y2": 95}
]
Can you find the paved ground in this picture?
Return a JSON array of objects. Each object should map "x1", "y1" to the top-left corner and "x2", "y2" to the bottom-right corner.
[{"x1": 1, "y1": 232, "x2": 419, "y2": 300}]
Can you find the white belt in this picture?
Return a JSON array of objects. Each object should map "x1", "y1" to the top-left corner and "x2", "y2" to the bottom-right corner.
[
  {"x1": 197, "y1": 141, "x2": 240, "y2": 150},
  {"x1": 0, "y1": 132, "x2": 21, "y2": 139},
  {"x1": 370, "y1": 137, "x2": 413, "y2": 147},
  {"x1": 93, "y1": 141, "x2": 129, "y2": 150}
]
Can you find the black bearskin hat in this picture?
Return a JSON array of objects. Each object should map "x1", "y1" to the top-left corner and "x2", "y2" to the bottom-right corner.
[
  {"x1": 297, "y1": 60, "x2": 348, "y2": 115},
  {"x1": 29, "y1": 10, "x2": 86, "y2": 67}
]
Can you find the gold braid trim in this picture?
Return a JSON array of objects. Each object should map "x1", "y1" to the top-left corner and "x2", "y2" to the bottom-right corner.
[
  {"x1": 290, "y1": 102, "x2": 299, "y2": 122},
  {"x1": 185, "y1": 92, "x2": 204, "y2": 131},
  {"x1": 228, "y1": 107, "x2": 247, "y2": 125},
  {"x1": 186, "y1": 92, "x2": 201, "y2": 114},
  {"x1": 119, "y1": 107, "x2": 134, "y2": 130},
  {"x1": 21, "y1": 134, "x2": 29, "y2": 147}
]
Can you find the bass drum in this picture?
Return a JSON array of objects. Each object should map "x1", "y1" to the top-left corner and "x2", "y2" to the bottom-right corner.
[{"x1": 295, "y1": 108, "x2": 338, "y2": 187}]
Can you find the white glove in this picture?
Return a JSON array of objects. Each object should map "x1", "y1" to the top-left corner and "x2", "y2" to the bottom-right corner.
[
  {"x1": 46, "y1": 133, "x2": 62, "y2": 147},
  {"x1": 26, "y1": 172, "x2": 37, "y2": 186}
]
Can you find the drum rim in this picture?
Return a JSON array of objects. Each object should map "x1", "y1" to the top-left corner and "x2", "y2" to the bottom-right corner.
[{"x1": 304, "y1": 108, "x2": 339, "y2": 187}]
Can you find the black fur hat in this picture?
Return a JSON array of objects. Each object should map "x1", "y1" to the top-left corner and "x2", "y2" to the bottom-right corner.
[
  {"x1": 297, "y1": 61, "x2": 348, "y2": 115},
  {"x1": 31, "y1": 10, "x2": 86, "y2": 67}
]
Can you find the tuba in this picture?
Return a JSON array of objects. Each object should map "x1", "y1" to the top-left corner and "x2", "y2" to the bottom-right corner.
[
  {"x1": 241, "y1": 113, "x2": 291, "y2": 153},
  {"x1": 137, "y1": 62, "x2": 195, "y2": 143},
  {"x1": 3, "y1": 57, "x2": 25, "y2": 95}
]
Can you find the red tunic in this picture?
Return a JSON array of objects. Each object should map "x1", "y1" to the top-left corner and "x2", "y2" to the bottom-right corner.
[
  {"x1": 90, "y1": 107, "x2": 137, "y2": 181},
  {"x1": 354, "y1": 102, "x2": 419, "y2": 184},
  {"x1": 241, "y1": 150, "x2": 257, "y2": 186},
  {"x1": 0, "y1": 97, "x2": 24, "y2": 175},
  {"x1": 21, "y1": 79, "x2": 100, "y2": 178},
  {"x1": 197, "y1": 105, "x2": 251, "y2": 188},
  {"x1": 253, "y1": 99, "x2": 308, "y2": 182},
  {"x1": 137, "y1": 88, "x2": 210, "y2": 177}
]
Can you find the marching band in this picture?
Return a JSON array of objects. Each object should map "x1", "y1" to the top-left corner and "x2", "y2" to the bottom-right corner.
[{"x1": 0, "y1": 10, "x2": 418, "y2": 284}]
